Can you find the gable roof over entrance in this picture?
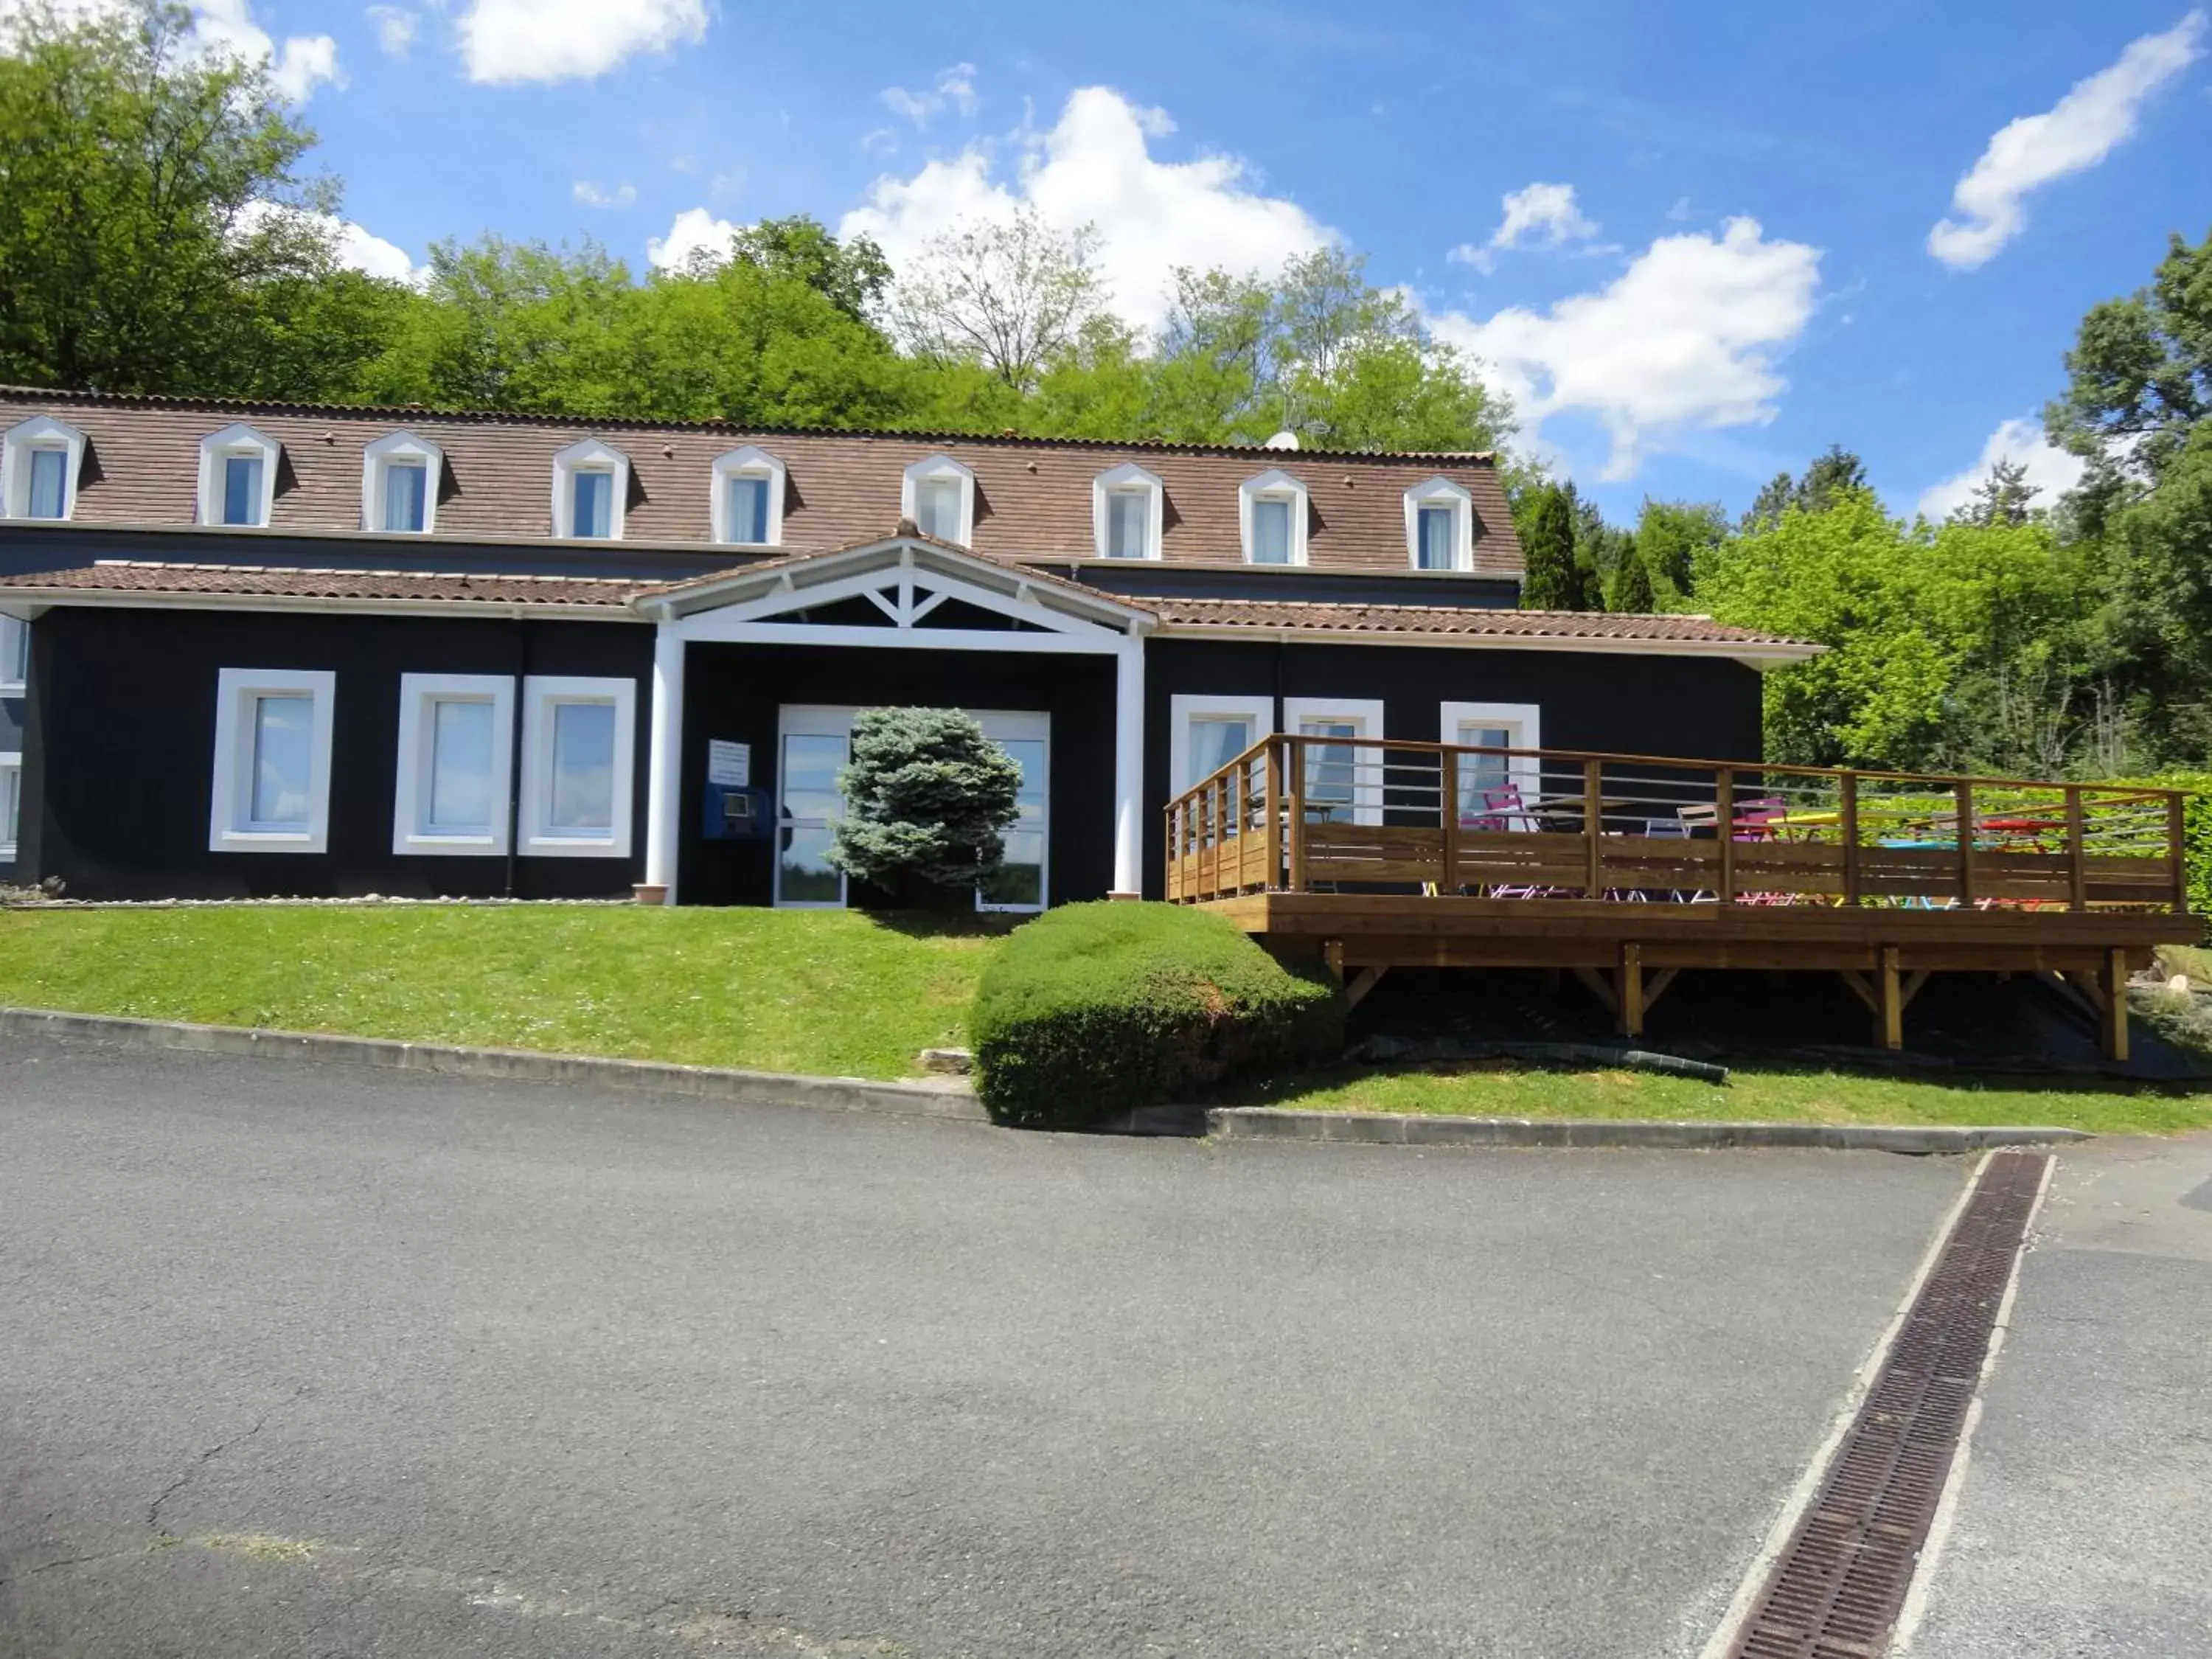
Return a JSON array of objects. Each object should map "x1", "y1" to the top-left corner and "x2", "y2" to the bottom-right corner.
[{"x1": 631, "y1": 530, "x2": 1153, "y2": 639}]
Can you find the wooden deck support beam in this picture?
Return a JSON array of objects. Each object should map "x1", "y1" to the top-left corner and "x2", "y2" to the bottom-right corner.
[
  {"x1": 1569, "y1": 965, "x2": 1616, "y2": 1017},
  {"x1": 2102, "y1": 945, "x2": 2129, "y2": 1063},
  {"x1": 1343, "y1": 966, "x2": 1388, "y2": 1009},
  {"x1": 1877, "y1": 945, "x2": 1904, "y2": 1051},
  {"x1": 1617, "y1": 942, "x2": 1645, "y2": 1037}
]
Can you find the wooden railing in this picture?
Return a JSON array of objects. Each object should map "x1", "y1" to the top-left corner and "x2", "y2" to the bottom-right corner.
[{"x1": 1164, "y1": 736, "x2": 2191, "y2": 914}]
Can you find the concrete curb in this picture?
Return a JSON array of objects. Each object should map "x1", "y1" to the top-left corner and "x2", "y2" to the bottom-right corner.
[
  {"x1": 1205, "y1": 1107, "x2": 2093, "y2": 1154},
  {"x1": 0, "y1": 1006, "x2": 990, "y2": 1124}
]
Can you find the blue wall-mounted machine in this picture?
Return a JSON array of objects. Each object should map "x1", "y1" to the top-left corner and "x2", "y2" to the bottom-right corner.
[{"x1": 703, "y1": 782, "x2": 771, "y2": 840}]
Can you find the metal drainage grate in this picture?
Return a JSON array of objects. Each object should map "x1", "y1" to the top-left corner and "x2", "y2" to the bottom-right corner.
[{"x1": 1724, "y1": 1150, "x2": 2048, "y2": 1659}]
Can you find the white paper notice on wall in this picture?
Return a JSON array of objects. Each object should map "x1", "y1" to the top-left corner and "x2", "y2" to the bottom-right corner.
[{"x1": 707, "y1": 740, "x2": 750, "y2": 787}]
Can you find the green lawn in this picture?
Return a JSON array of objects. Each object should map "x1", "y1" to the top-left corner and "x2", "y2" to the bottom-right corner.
[
  {"x1": 3, "y1": 905, "x2": 2209, "y2": 1134},
  {"x1": 1235, "y1": 1057, "x2": 2212, "y2": 1136},
  {"x1": 0, "y1": 905, "x2": 1009, "y2": 1080}
]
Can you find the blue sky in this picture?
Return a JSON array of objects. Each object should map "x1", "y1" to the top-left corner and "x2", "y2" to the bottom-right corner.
[{"x1": 189, "y1": 1, "x2": 2212, "y2": 523}]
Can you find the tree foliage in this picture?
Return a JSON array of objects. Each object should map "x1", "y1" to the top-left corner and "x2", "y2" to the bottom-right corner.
[
  {"x1": 0, "y1": 0, "x2": 342, "y2": 394},
  {"x1": 827, "y1": 708, "x2": 1023, "y2": 896},
  {"x1": 1520, "y1": 486, "x2": 1587, "y2": 611}
]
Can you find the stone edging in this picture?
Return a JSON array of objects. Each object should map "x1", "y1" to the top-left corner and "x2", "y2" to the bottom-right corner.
[
  {"x1": 1205, "y1": 1106, "x2": 2091, "y2": 1153},
  {"x1": 0, "y1": 1007, "x2": 989, "y2": 1124}
]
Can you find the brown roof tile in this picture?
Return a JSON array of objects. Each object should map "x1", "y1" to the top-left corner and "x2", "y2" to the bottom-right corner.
[
  {"x1": 0, "y1": 386, "x2": 1522, "y2": 578},
  {"x1": 0, "y1": 560, "x2": 644, "y2": 608},
  {"x1": 1150, "y1": 597, "x2": 1818, "y2": 650}
]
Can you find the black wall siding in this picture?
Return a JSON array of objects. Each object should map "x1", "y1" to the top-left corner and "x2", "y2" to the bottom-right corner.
[
  {"x1": 675, "y1": 643, "x2": 1116, "y2": 908},
  {"x1": 27, "y1": 607, "x2": 652, "y2": 900},
  {"x1": 1138, "y1": 638, "x2": 1767, "y2": 897}
]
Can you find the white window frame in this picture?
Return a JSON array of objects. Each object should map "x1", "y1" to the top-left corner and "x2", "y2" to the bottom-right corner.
[
  {"x1": 0, "y1": 615, "x2": 27, "y2": 696},
  {"x1": 208, "y1": 667, "x2": 335, "y2": 854},
  {"x1": 362, "y1": 430, "x2": 444, "y2": 534},
  {"x1": 197, "y1": 422, "x2": 282, "y2": 528},
  {"x1": 1283, "y1": 696, "x2": 1385, "y2": 827},
  {"x1": 1091, "y1": 462, "x2": 1164, "y2": 560},
  {"x1": 901, "y1": 453, "x2": 975, "y2": 546},
  {"x1": 518, "y1": 675, "x2": 636, "y2": 858},
  {"x1": 0, "y1": 752, "x2": 19, "y2": 863},
  {"x1": 1404, "y1": 476, "x2": 1475, "y2": 571},
  {"x1": 2, "y1": 415, "x2": 88, "y2": 521},
  {"x1": 1239, "y1": 467, "x2": 1310, "y2": 566},
  {"x1": 392, "y1": 673, "x2": 515, "y2": 857},
  {"x1": 710, "y1": 445, "x2": 787, "y2": 547},
  {"x1": 551, "y1": 437, "x2": 630, "y2": 540},
  {"x1": 1440, "y1": 700, "x2": 1543, "y2": 828},
  {"x1": 1169, "y1": 692, "x2": 1276, "y2": 796}
]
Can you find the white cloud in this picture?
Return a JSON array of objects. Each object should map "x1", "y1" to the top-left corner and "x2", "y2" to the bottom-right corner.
[
  {"x1": 0, "y1": 0, "x2": 345, "y2": 99},
  {"x1": 192, "y1": 0, "x2": 342, "y2": 100},
  {"x1": 841, "y1": 86, "x2": 1332, "y2": 334},
  {"x1": 880, "y1": 61, "x2": 979, "y2": 129},
  {"x1": 238, "y1": 201, "x2": 427, "y2": 285},
  {"x1": 1928, "y1": 10, "x2": 2205, "y2": 268},
  {"x1": 1916, "y1": 418, "x2": 2086, "y2": 519},
  {"x1": 365, "y1": 4, "x2": 416, "y2": 56},
  {"x1": 1449, "y1": 181, "x2": 1599, "y2": 271},
  {"x1": 572, "y1": 179, "x2": 636, "y2": 209},
  {"x1": 648, "y1": 205, "x2": 740, "y2": 271},
  {"x1": 1429, "y1": 215, "x2": 1823, "y2": 481},
  {"x1": 456, "y1": 0, "x2": 707, "y2": 84}
]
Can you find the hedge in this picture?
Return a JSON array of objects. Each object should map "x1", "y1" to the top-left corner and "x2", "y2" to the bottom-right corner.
[{"x1": 969, "y1": 901, "x2": 1343, "y2": 1129}]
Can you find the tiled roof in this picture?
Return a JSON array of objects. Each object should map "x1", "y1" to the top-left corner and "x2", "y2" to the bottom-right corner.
[
  {"x1": 0, "y1": 555, "x2": 1822, "y2": 655},
  {"x1": 0, "y1": 560, "x2": 644, "y2": 607},
  {"x1": 1149, "y1": 597, "x2": 1818, "y2": 649},
  {"x1": 0, "y1": 386, "x2": 1523, "y2": 578}
]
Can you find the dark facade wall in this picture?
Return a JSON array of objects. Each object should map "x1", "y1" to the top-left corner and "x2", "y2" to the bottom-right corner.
[
  {"x1": 676, "y1": 643, "x2": 1116, "y2": 907},
  {"x1": 1139, "y1": 638, "x2": 1767, "y2": 897},
  {"x1": 25, "y1": 607, "x2": 653, "y2": 900}
]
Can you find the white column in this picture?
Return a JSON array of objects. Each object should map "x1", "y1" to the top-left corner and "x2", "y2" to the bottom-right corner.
[
  {"x1": 1111, "y1": 634, "x2": 1145, "y2": 898},
  {"x1": 643, "y1": 622, "x2": 685, "y2": 903}
]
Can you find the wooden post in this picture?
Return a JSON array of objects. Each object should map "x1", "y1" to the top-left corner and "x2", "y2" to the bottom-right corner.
[
  {"x1": 2103, "y1": 946, "x2": 2130, "y2": 1062},
  {"x1": 1284, "y1": 737, "x2": 1307, "y2": 893},
  {"x1": 1441, "y1": 748, "x2": 1461, "y2": 894},
  {"x1": 1263, "y1": 741, "x2": 1283, "y2": 891},
  {"x1": 1205, "y1": 778, "x2": 1221, "y2": 900},
  {"x1": 1584, "y1": 758, "x2": 1603, "y2": 898},
  {"x1": 1840, "y1": 771, "x2": 1860, "y2": 907},
  {"x1": 2168, "y1": 791, "x2": 2188, "y2": 915},
  {"x1": 1717, "y1": 768, "x2": 1736, "y2": 904},
  {"x1": 1956, "y1": 780, "x2": 1976, "y2": 908},
  {"x1": 1877, "y1": 945, "x2": 1904, "y2": 1051},
  {"x1": 1166, "y1": 801, "x2": 1180, "y2": 901},
  {"x1": 1617, "y1": 942, "x2": 1644, "y2": 1037},
  {"x1": 2065, "y1": 786, "x2": 2087, "y2": 912}
]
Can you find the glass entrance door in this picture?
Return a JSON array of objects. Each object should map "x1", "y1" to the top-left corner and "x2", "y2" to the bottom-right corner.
[
  {"x1": 775, "y1": 710, "x2": 849, "y2": 908},
  {"x1": 773, "y1": 706, "x2": 1050, "y2": 911}
]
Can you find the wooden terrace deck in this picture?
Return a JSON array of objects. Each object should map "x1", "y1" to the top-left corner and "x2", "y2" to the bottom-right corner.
[{"x1": 1164, "y1": 737, "x2": 2199, "y2": 1057}]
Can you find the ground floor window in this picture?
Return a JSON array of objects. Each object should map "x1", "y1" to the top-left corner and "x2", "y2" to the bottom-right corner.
[
  {"x1": 0, "y1": 753, "x2": 18, "y2": 861},
  {"x1": 519, "y1": 676, "x2": 636, "y2": 858},
  {"x1": 1282, "y1": 697, "x2": 1385, "y2": 826},
  {"x1": 392, "y1": 673, "x2": 516, "y2": 856},
  {"x1": 773, "y1": 705, "x2": 1049, "y2": 912},
  {"x1": 1168, "y1": 693, "x2": 1276, "y2": 798},
  {"x1": 0, "y1": 616, "x2": 25, "y2": 695},
  {"x1": 208, "y1": 668, "x2": 335, "y2": 854},
  {"x1": 1441, "y1": 700, "x2": 1542, "y2": 826}
]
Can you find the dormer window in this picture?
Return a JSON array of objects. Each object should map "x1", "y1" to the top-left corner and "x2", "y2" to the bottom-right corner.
[
  {"x1": 552, "y1": 438, "x2": 630, "y2": 540},
  {"x1": 196, "y1": 422, "x2": 281, "y2": 528},
  {"x1": 711, "y1": 445, "x2": 786, "y2": 547},
  {"x1": 902, "y1": 454, "x2": 975, "y2": 546},
  {"x1": 1092, "y1": 462, "x2": 1164, "y2": 560},
  {"x1": 363, "y1": 430, "x2": 444, "y2": 534},
  {"x1": 1405, "y1": 476, "x2": 1473, "y2": 571},
  {"x1": 3, "y1": 415, "x2": 86, "y2": 521},
  {"x1": 1239, "y1": 468, "x2": 1309, "y2": 566}
]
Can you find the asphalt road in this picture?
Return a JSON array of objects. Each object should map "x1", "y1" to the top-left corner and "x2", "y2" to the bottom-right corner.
[
  {"x1": 1905, "y1": 1133, "x2": 2212, "y2": 1659},
  {"x1": 0, "y1": 1034, "x2": 1969, "y2": 1659}
]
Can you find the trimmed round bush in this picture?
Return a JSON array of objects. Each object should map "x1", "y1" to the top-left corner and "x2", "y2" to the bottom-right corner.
[{"x1": 970, "y1": 901, "x2": 1343, "y2": 1129}]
